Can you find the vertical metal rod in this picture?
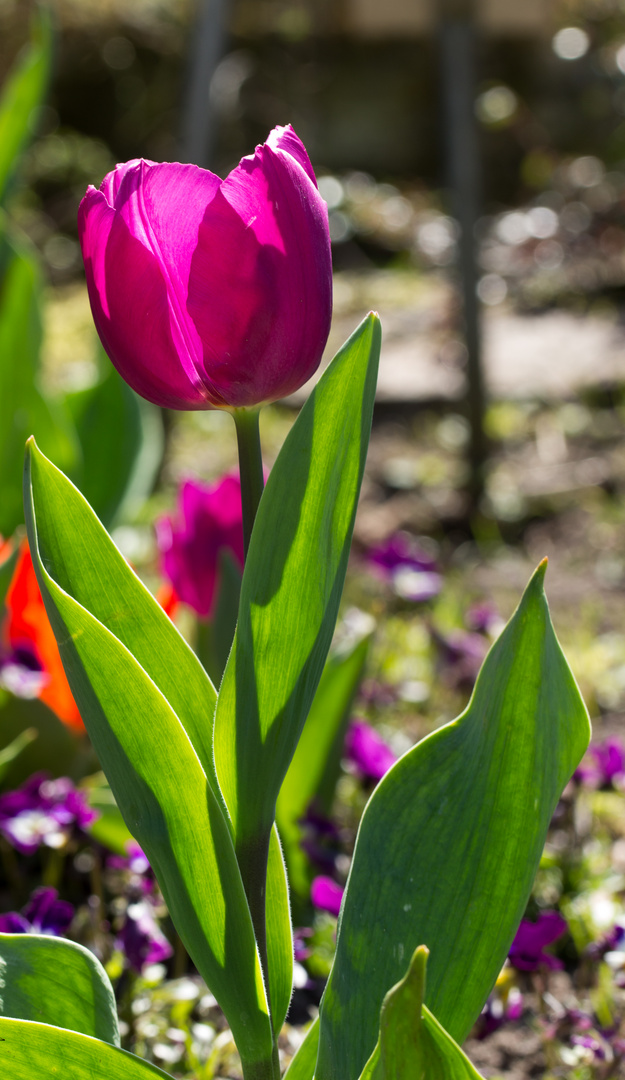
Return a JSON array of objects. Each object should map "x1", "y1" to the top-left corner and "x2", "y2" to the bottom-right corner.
[
  {"x1": 180, "y1": 0, "x2": 230, "y2": 166},
  {"x1": 439, "y1": 2, "x2": 487, "y2": 504}
]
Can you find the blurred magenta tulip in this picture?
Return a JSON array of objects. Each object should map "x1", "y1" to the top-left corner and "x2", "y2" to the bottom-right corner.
[
  {"x1": 78, "y1": 126, "x2": 332, "y2": 410},
  {"x1": 156, "y1": 474, "x2": 245, "y2": 619}
]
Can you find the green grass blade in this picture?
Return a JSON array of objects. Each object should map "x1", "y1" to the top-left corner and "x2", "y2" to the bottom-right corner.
[
  {"x1": 0, "y1": 729, "x2": 37, "y2": 785},
  {"x1": 0, "y1": 9, "x2": 52, "y2": 205},
  {"x1": 317, "y1": 561, "x2": 591, "y2": 1079},
  {"x1": 214, "y1": 314, "x2": 380, "y2": 852},
  {"x1": 0, "y1": 229, "x2": 77, "y2": 537},
  {"x1": 0, "y1": 1017, "x2": 172, "y2": 1079},
  {"x1": 0, "y1": 934, "x2": 119, "y2": 1045}
]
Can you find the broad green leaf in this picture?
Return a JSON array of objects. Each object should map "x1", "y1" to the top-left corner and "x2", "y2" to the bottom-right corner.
[
  {"x1": 0, "y1": 229, "x2": 76, "y2": 536},
  {"x1": 359, "y1": 947, "x2": 484, "y2": 1080},
  {"x1": 25, "y1": 444, "x2": 274, "y2": 1070},
  {"x1": 418, "y1": 1008, "x2": 485, "y2": 1080},
  {"x1": 0, "y1": 934, "x2": 119, "y2": 1045},
  {"x1": 0, "y1": 729, "x2": 37, "y2": 785},
  {"x1": 266, "y1": 824, "x2": 293, "y2": 1035},
  {"x1": 276, "y1": 630, "x2": 371, "y2": 899},
  {"x1": 24, "y1": 439, "x2": 219, "y2": 794},
  {"x1": 283, "y1": 1016, "x2": 319, "y2": 1080},
  {"x1": 316, "y1": 561, "x2": 591, "y2": 1080},
  {"x1": 0, "y1": 1017, "x2": 171, "y2": 1079},
  {"x1": 0, "y1": 9, "x2": 51, "y2": 205},
  {"x1": 214, "y1": 314, "x2": 380, "y2": 855},
  {"x1": 67, "y1": 348, "x2": 163, "y2": 528}
]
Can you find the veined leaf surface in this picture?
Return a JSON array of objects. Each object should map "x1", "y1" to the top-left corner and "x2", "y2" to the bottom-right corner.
[
  {"x1": 359, "y1": 946, "x2": 484, "y2": 1080},
  {"x1": 24, "y1": 441, "x2": 273, "y2": 1070},
  {"x1": 316, "y1": 561, "x2": 591, "y2": 1079},
  {"x1": 0, "y1": 934, "x2": 119, "y2": 1045},
  {"x1": 0, "y1": 1018, "x2": 172, "y2": 1079},
  {"x1": 214, "y1": 314, "x2": 380, "y2": 852}
]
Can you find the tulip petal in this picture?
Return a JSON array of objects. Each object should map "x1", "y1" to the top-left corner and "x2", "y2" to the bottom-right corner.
[
  {"x1": 79, "y1": 187, "x2": 208, "y2": 409},
  {"x1": 266, "y1": 124, "x2": 317, "y2": 187},
  {"x1": 186, "y1": 131, "x2": 332, "y2": 407},
  {"x1": 79, "y1": 129, "x2": 332, "y2": 411},
  {"x1": 100, "y1": 158, "x2": 146, "y2": 206}
]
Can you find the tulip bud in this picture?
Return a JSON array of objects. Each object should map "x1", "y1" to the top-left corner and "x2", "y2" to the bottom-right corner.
[{"x1": 78, "y1": 126, "x2": 332, "y2": 410}]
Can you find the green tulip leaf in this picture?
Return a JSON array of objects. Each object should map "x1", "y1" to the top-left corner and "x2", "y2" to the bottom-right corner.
[
  {"x1": 283, "y1": 1017, "x2": 319, "y2": 1080},
  {"x1": 0, "y1": 8, "x2": 52, "y2": 205},
  {"x1": 276, "y1": 629, "x2": 371, "y2": 899},
  {"x1": 0, "y1": 1017, "x2": 172, "y2": 1079},
  {"x1": 24, "y1": 441, "x2": 274, "y2": 1071},
  {"x1": 316, "y1": 561, "x2": 591, "y2": 1080},
  {"x1": 359, "y1": 946, "x2": 484, "y2": 1080},
  {"x1": 214, "y1": 313, "x2": 380, "y2": 857},
  {"x1": 24, "y1": 437, "x2": 219, "y2": 793},
  {"x1": 0, "y1": 934, "x2": 119, "y2": 1045},
  {"x1": 266, "y1": 824, "x2": 293, "y2": 1035},
  {"x1": 0, "y1": 229, "x2": 77, "y2": 537}
]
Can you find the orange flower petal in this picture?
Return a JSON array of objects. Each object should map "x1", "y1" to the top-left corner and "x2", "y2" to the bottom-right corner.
[{"x1": 5, "y1": 542, "x2": 84, "y2": 733}]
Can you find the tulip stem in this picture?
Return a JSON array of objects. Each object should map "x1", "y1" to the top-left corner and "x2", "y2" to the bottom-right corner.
[{"x1": 233, "y1": 408, "x2": 265, "y2": 559}]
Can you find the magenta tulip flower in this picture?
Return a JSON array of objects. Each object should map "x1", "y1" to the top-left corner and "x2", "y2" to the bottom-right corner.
[
  {"x1": 156, "y1": 474, "x2": 245, "y2": 619},
  {"x1": 78, "y1": 126, "x2": 332, "y2": 410}
]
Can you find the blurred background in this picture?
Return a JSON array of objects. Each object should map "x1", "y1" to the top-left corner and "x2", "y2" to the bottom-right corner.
[{"x1": 5, "y1": 1, "x2": 625, "y2": 1076}]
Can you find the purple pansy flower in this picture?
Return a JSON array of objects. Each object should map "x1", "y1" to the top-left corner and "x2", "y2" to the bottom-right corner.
[
  {"x1": 345, "y1": 718, "x2": 397, "y2": 782},
  {"x1": 311, "y1": 876, "x2": 344, "y2": 917},
  {"x1": 298, "y1": 807, "x2": 340, "y2": 874},
  {"x1": 571, "y1": 1034, "x2": 607, "y2": 1061},
  {"x1": 107, "y1": 840, "x2": 151, "y2": 876},
  {"x1": 117, "y1": 899, "x2": 173, "y2": 973},
  {"x1": 476, "y1": 986, "x2": 523, "y2": 1038},
  {"x1": 0, "y1": 773, "x2": 98, "y2": 855},
  {"x1": 0, "y1": 886, "x2": 74, "y2": 936},
  {"x1": 575, "y1": 736, "x2": 625, "y2": 790},
  {"x1": 0, "y1": 642, "x2": 48, "y2": 699},
  {"x1": 508, "y1": 910, "x2": 568, "y2": 971},
  {"x1": 107, "y1": 841, "x2": 153, "y2": 894},
  {"x1": 293, "y1": 927, "x2": 313, "y2": 962},
  {"x1": 367, "y1": 533, "x2": 442, "y2": 603}
]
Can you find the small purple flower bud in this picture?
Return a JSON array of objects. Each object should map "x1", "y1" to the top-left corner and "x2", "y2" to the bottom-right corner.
[
  {"x1": 344, "y1": 718, "x2": 397, "y2": 782},
  {"x1": 311, "y1": 876, "x2": 344, "y2": 917}
]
